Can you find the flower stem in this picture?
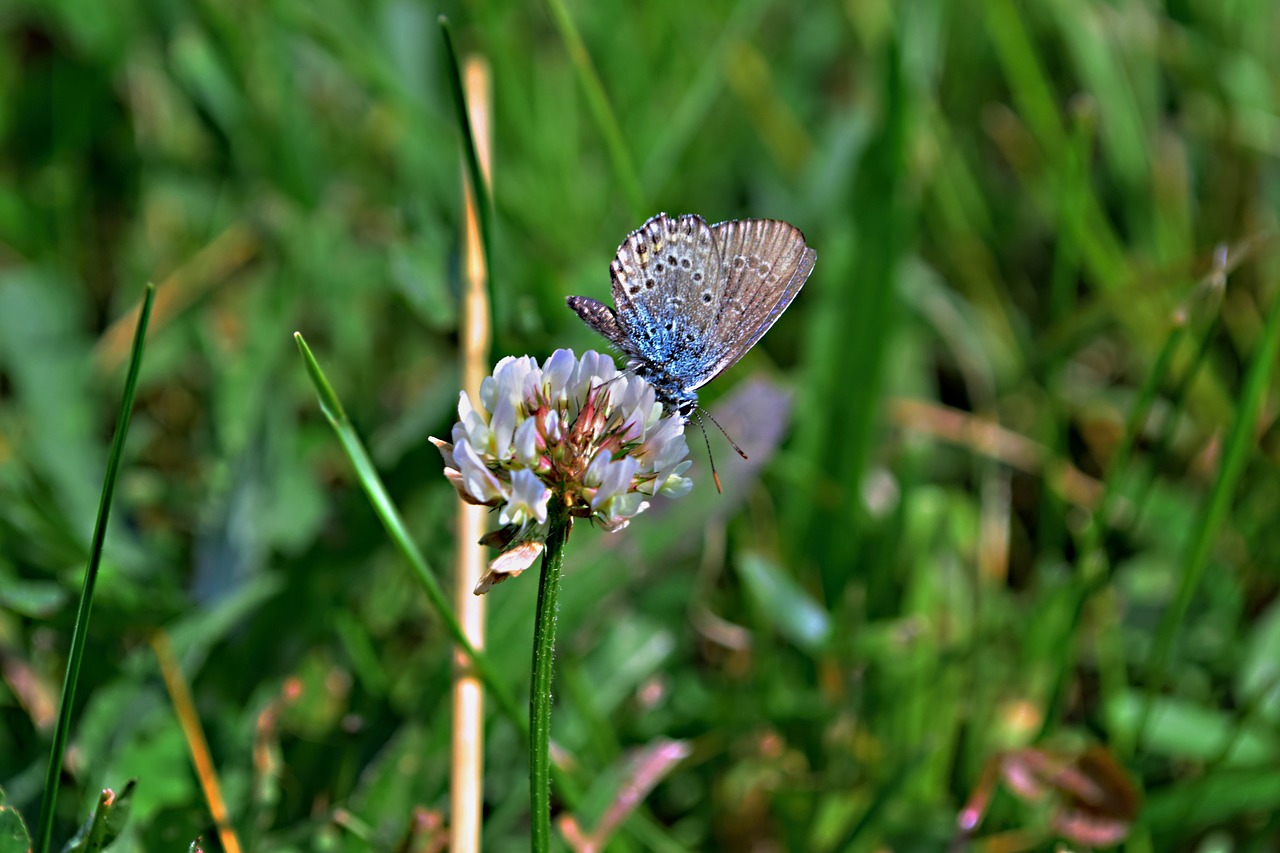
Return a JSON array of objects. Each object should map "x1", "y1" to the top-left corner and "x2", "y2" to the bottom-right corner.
[{"x1": 530, "y1": 499, "x2": 571, "y2": 851}]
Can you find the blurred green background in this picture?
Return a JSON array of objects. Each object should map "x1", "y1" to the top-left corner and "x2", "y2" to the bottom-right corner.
[{"x1": 2, "y1": 0, "x2": 1280, "y2": 849}]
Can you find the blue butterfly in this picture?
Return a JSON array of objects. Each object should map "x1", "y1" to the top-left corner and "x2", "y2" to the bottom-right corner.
[{"x1": 567, "y1": 212, "x2": 816, "y2": 419}]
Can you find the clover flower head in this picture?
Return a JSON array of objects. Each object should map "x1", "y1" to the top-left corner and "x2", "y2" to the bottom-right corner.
[{"x1": 431, "y1": 349, "x2": 693, "y2": 593}]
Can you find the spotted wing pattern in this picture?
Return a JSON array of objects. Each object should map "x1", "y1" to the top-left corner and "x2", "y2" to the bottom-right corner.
[
  {"x1": 606, "y1": 213, "x2": 723, "y2": 375},
  {"x1": 567, "y1": 212, "x2": 816, "y2": 410}
]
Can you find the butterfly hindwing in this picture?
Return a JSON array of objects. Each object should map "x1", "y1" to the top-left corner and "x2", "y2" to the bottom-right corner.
[{"x1": 696, "y1": 218, "x2": 816, "y2": 389}]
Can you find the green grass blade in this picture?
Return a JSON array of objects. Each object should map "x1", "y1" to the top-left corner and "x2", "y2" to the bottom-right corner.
[
  {"x1": 60, "y1": 781, "x2": 135, "y2": 853},
  {"x1": 1038, "y1": 315, "x2": 1185, "y2": 743},
  {"x1": 439, "y1": 17, "x2": 495, "y2": 289},
  {"x1": 543, "y1": 0, "x2": 646, "y2": 221},
  {"x1": 639, "y1": 0, "x2": 772, "y2": 190},
  {"x1": 983, "y1": 0, "x2": 1131, "y2": 294},
  {"x1": 1128, "y1": 313, "x2": 1220, "y2": 528},
  {"x1": 292, "y1": 333, "x2": 524, "y2": 730},
  {"x1": 34, "y1": 284, "x2": 156, "y2": 853},
  {"x1": 788, "y1": 37, "x2": 913, "y2": 598},
  {"x1": 1142, "y1": 285, "x2": 1280, "y2": 738}
]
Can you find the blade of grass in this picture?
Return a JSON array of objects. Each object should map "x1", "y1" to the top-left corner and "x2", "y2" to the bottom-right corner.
[
  {"x1": 640, "y1": 0, "x2": 772, "y2": 190},
  {"x1": 292, "y1": 332, "x2": 523, "y2": 731},
  {"x1": 826, "y1": 750, "x2": 924, "y2": 850},
  {"x1": 439, "y1": 17, "x2": 495, "y2": 289},
  {"x1": 60, "y1": 781, "x2": 135, "y2": 853},
  {"x1": 1126, "y1": 309, "x2": 1222, "y2": 532},
  {"x1": 93, "y1": 224, "x2": 259, "y2": 375},
  {"x1": 983, "y1": 0, "x2": 1132, "y2": 296},
  {"x1": 1141, "y1": 280, "x2": 1280, "y2": 741},
  {"x1": 543, "y1": 0, "x2": 646, "y2": 221},
  {"x1": 1045, "y1": 253, "x2": 1230, "y2": 751},
  {"x1": 34, "y1": 283, "x2": 156, "y2": 853},
  {"x1": 789, "y1": 37, "x2": 913, "y2": 599},
  {"x1": 1038, "y1": 309, "x2": 1186, "y2": 745}
]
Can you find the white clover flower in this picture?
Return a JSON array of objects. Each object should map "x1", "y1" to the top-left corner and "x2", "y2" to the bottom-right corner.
[{"x1": 431, "y1": 349, "x2": 693, "y2": 593}]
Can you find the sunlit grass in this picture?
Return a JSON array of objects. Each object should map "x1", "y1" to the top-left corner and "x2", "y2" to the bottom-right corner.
[{"x1": 1, "y1": 0, "x2": 1279, "y2": 849}]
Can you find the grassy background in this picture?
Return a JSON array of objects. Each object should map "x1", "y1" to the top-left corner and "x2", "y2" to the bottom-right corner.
[{"x1": 2, "y1": 0, "x2": 1280, "y2": 849}]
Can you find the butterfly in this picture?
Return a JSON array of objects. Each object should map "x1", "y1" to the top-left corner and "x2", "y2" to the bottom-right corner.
[{"x1": 566, "y1": 212, "x2": 816, "y2": 420}]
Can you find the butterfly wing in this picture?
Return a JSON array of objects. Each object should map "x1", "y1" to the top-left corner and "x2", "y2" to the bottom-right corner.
[
  {"x1": 606, "y1": 213, "x2": 723, "y2": 376},
  {"x1": 689, "y1": 218, "x2": 816, "y2": 390},
  {"x1": 570, "y1": 213, "x2": 815, "y2": 401}
]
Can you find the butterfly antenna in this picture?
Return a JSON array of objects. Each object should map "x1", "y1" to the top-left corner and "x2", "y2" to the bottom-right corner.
[
  {"x1": 700, "y1": 407, "x2": 749, "y2": 461},
  {"x1": 691, "y1": 407, "x2": 748, "y2": 494},
  {"x1": 691, "y1": 413, "x2": 723, "y2": 494}
]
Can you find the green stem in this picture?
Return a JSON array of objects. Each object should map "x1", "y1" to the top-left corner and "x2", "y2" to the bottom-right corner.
[
  {"x1": 35, "y1": 284, "x2": 156, "y2": 853},
  {"x1": 530, "y1": 500, "x2": 572, "y2": 852},
  {"x1": 294, "y1": 333, "x2": 524, "y2": 728}
]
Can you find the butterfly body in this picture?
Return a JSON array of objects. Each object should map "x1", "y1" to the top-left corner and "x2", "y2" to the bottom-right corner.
[{"x1": 567, "y1": 213, "x2": 816, "y2": 417}]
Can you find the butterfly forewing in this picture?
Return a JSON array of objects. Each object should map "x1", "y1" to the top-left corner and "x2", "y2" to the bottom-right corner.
[
  {"x1": 608, "y1": 214, "x2": 723, "y2": 366},
  {"x1": 695, "y1": 219, "x2": 816, "y2": 389}
]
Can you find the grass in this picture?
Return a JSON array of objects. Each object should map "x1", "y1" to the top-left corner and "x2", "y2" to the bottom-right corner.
[{"x1": 1, "y1": 0, "x2": 1279, "y2": 849}]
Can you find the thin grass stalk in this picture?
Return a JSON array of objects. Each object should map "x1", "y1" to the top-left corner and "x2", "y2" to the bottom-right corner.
[
  {"x1": 34, "y1": 283, "x2": 156, "y2": 853},
  {"x1": 1127, "y1": 311, "x2": 1220, "y2": 531},
  {"x1": 293, "y1": 333, "x2": 523, "y2": 730},
  {"x1": 1140, "y1": 279, "x2": 1280, "y2": 741},
  {"x1": 152, "y1": 631, "x2": 242, "y2": 853},
  {"x1": 529, "y1": 500, "x2": 571, "y2": 853},
  {"x1": 543, "y1": 0, "x2": 646, "y2": 221},
  {"x1": 440, "y1": 17, "x2": 495, "y2": 287},
  {"x1": 983, "y1": 0, "x2": 1132, "y2": 296},
  {"x1": 450, "y1": 54, "x2": 494, "y2": 853},
  {"x1": 1037, "y1": 312, "x2": 1186, "y2": 745}
]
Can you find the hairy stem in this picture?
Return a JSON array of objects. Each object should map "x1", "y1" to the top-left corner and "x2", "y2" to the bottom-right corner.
[{"x1": 529, "y1": 500, "x2": 572, "y2": 852}]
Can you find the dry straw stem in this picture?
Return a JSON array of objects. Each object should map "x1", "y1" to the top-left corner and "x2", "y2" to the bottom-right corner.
[
  {"x1": 94, "y1": 223, "x2": 260, "y2": 374},
  {"x1": 152, "y1": 630, "x2": 243, "y2": 853},
  {"x1": 887, "y1": 397, "x2": 1104, "y2": 509},
  {"x1": 451, "y1": 54, "x2": 494, "y2": 853}
]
